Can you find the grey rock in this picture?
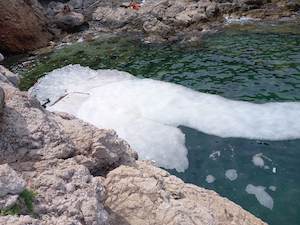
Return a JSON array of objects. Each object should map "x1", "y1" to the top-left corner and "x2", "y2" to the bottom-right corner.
[
  {"x1": 0, "y1": 215, "x2": 39, "y2": 225},
  {"x1": 0, "y1": 53, "x2": 4, "y2": 62},
  {"x1": 54, "y1": 11, "x2": 85, "y2": 30},
  {"x1": 0, "y1": 164, "x2": 26, "y2": 197},
  {"x1": 0, "y1": 65, "x2": 20, "y2": 87},
  {"x1": 0, "y1": 68, "x2": 136, "y2": 173},
  {"x1": 0, "y1": 87, "x2": 4, "y2": 115},
  {"x1": 285, "y1": 0, "x2": 300, "y2": 11},
  {"x1": 69, "y1": 0, "x2": 84, "y2": 10},
  {"x1": 0, "y1": 194, "x2": 19, "y2": 209},
  {"x1": 46, "y1": 1, "x2": 65, "y2": 17},
  {"x1": 30, "y1": 159, "x2": 110, "y2": 225}
]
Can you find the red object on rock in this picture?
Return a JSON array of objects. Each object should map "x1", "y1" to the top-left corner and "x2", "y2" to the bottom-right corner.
[{"x1": 130, "y1": 2, "x2": 141, "y2": 10}]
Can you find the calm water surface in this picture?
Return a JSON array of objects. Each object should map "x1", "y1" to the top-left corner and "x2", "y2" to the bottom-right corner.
[{"x1": 8, "y1": 22, "x2": 300, "y2": 225}]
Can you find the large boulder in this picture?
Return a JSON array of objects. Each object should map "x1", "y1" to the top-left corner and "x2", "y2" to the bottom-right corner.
[
  {"x1": 0, "y1": 68, "x2": 136, "y2": 224},
  {"x1": 105, "y1": 161, "x2": 267, "y2": 225},
  {"x1": 0, "y1": 0, "x2": 52, "y2": 54},
  {"x1": 0, "y1": 79, "x2": 136, "y2": 174}
]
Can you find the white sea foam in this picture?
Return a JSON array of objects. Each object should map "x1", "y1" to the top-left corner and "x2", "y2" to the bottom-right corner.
[
  {"x1": 252, "y1": 153, "x2": 265, "y2": 168},
  {"x1": 225, "y1": 169, "x2": 238, "y2": 181},
  {"x1": 246, "y1": 184, "x2": 274, "y2": 210},
  {"x1": 269, "y1": 186, "x2": 277, "y2": 192},
  {"x1": 30, "y1": 65, "x2": 300, "y2": 171},
  {"x1": 224, "y1": 16, "x2": 259, "y2": 24},
  {"x1": 209, "y1": 151, "x2": 221, "y2": 160},
  {"x1": 206, "y1": 175, "x2": 216, "y2": 183}
]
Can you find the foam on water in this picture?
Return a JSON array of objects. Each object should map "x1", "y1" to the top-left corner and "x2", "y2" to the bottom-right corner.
[
  {"x1": 252, "y1": 153, "x2": 265, "y2": 168},
  {"x1": 246, "y1": 184, "x2": 274, "y2": 210},
  {"x1": 269, "y1": 186, "x2": 277, "y2": 192},
  {"x1": 225, "y1": 169, "x2": 238, "y2": 181},
  {"x1": 205, "y1": 175, "x2": 216, "y2": 183},
  {"x1": 30, "y1": 65, "x2": 300, "y2": 171}
]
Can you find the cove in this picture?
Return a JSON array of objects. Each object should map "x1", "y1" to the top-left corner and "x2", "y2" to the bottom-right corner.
[{"x1": 8, "y1": 22, "x2": 300, "y2": 225}]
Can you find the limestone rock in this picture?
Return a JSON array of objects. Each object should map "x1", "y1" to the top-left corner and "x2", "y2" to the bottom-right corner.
[
  {"x1": 105, "y1": 161, "x2": 267, "y2": 225},
  {"x1": 0, "y1": 80, "x2": 136, "y2": 174},
  {"x1": 29, "y1": 159, "x2": 110, "y2": 225},
  {"x1": 0, "y1": 67, "x2": 267, "y2": 225},
  {"x1": 0, "y1": 0, "x2": 52, "y2": 53},
  {"x1": 0, "y1": 195, "x2": 19, "y2": 210},
  {"x1": 0, "y1": 66, "x2": 20, "y2": 87},
  {"x1": 0, "y1": 215, "x2": 39, "y2": 225},
  {"x1": 0, "y1": 164, "x2": 26, "y2": 197}
]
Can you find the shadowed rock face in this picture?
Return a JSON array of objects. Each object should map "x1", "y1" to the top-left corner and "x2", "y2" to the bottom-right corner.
[{"x1": 0, "y1": 0, "x2": 52, "y2": 54}]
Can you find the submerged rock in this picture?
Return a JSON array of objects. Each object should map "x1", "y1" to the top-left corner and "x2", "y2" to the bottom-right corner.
[{"x1": 0, "y1": 0, "x2": 52, "y2": 53}]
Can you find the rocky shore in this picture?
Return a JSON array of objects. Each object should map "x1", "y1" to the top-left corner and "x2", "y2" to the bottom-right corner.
[
  {"x1": 0, "y1": 0, "x2": 298, "y2": 224},
  {"x1": 0, "y1": 66, "x2": 268, "y2": 224},
  {"x1": 0, "y1": 0, "x2": 299, "y2": 55}
]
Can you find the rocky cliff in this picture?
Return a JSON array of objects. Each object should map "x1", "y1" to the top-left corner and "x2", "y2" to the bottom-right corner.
[
  {"x1": 0, "y1": 66, "x2": 267, "y2": 225},
  {"x1": 1, "y1": 0, "x2": 299, "y2": 54}
]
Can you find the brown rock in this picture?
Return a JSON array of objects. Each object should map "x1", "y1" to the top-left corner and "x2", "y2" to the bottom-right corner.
[{"x1": 0, "y1": 0, "x2": 52, "y2": 53}]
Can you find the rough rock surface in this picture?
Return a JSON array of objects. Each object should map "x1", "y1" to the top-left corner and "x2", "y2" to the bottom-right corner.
[
  {"x1": 0, "y1": 67, "x2": 267, "y2": 224},
  {"x1": 0, "y1": 53, "x2": 4, "y2": 62},
  {"x1": 0, "y1": 0, "x2": 52, "y2": 53},
  {"x1": 47, "y1": 2, "x2": 86, "y2": 31},
  {"x1": 0, "y1": 165, "x2": 25, "y2": 213},
  {"x1": 105, "y1": 161, "x2": 267, "y2": 225},
  {"x1": 90, "y1": 0, "x2": 300, "y2": 42},
  {"x1": 0, "y1": 78, "x2": 136, "y2": 174},
  {"x1": 0, "y1": 67, "x2": 136, "y2": 224},
  {"x1": 26, "y1": 159, "x2": 110, "y2": 225},
  {"x1": 0, "y1": 164, "x2": 26, "y2": 197}
]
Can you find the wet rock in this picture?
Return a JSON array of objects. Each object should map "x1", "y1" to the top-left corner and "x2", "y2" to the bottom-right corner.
[
  {"x1": 0, "y1": 0, "x2": 52, "y2": 53},
  {"x1": 0, "y1": 164, "x2": 26, "y2": 197},
  {"x1": 105, "y1": 161, "x2": 267, "y2": 225}
]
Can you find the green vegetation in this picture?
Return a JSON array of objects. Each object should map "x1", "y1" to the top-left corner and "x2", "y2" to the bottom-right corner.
[
  {"x1": 19, "y1": 189, "x2": 37, "y2": 213},
  {"x1": 0, "y1": 189, "x2": 37, "y2": 216},
  {"x1": 0, "y1": 204, "x2": 21, "y2": 216}
]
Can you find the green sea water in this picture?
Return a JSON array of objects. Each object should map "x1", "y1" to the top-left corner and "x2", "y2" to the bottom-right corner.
[{"x1": 7, "y1": 22, "x2": 300, "y2": 225}]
